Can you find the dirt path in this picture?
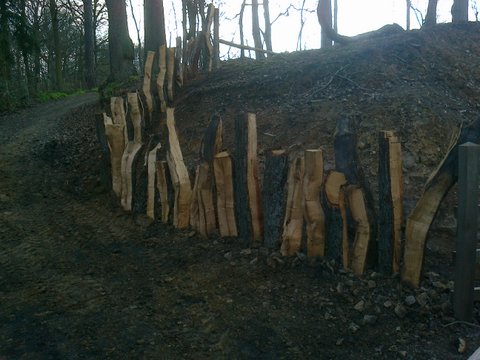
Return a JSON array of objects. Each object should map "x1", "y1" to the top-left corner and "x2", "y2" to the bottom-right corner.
[{"x1": 0, "y1": 94, "x2": 478, "y2": 359}]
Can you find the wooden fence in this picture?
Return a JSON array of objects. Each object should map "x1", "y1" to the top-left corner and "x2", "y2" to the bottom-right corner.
[{"x1": 97, "y1": 16, "x2": 479, "y2": 319}]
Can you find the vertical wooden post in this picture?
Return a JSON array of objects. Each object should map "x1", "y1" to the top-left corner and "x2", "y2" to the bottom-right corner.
[
  {"x1": 303, "y1": 149, "x2": 326, "y2": 257},
  {"x1": 281, "y1": 156, "x2": 305, "y2": 256},
  {"x1": 142, "y1": 51, "x2": 155, "y2": 118},
  {"x1": 167, "y1": 47, "x2": 176, "y2": 104},
  {"x1": 156, "y1": 160, "x2": 172, "y2": 223},
  {"x1": 157, "y1": 45, "x2": 167, "y2": 113},
  {"x1": 214, "y1": 151, "x2": 237, "y2": 237},
  {"x1": 378, "y1": 131, "x2": 404, "y2": 274},
  {"x1": 234, "y1": 113, "x2": 263, "y2": 246},
  {"x1": 146, "y1": 142, "x2": 162, "y2": 219},
  {"x1": 263, "y1": 149, "x2": 288, "y2": 249},
  {"x1": 166, "y1": 107, "x2": 192, "y2": 228},
  {"x1": 453, "y1": 142, "x2": 480, "y2": 321}
]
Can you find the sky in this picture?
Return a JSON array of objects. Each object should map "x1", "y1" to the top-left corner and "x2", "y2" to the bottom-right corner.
[{"x1": 127, "y1": 0, "x2": 477, "y2": 56}]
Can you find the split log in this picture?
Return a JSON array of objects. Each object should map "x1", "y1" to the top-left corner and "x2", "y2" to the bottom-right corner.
[
  {"x1": 120, "y1": 142, "x2": 143, "y2": 211},
  {"x1": 156, "y1": 45, "x2": 167, "y2": 112},
  {"x1": 334, "y1": 118, "x2": 375, "y2": 268},
  {"x1": 213, "y1": 151, "x2": 237, "y2": 237},
  {"x1": 96, "y1": 113, "x2": 112, "y2": 192},
  {"x1": 190, "y1": 165, "x2": 200, "y2": 230},
  {"x1": 263, "y1": 150, "x2": 288, "y2": 249},
  {"x1": 378, "y1": 131, "x2": 404, "y2": 274},
  {"x1": 167, "y1": 47, "x2": 176, "y2": 104},
  {"x1": 402, "y1": 119, "x2": 480, "y2": 288},
  {"x1": 104, "y1": 115, "x2": 125, "y2": 198},
  {"x1": 146, "y1": 141, "x2": 162, "y2": 219},
  {"x1": 196, "y1": 162, "x2": 216, "y2": 237},
  {"x1": 348, "y1": 185, "x2": 372, "y2": 275},
  {"x1": 142, "y1": 51, "x2": 155, "y2": 118},
  {"x1": 201, "y1": 113, "x2": 223, "y2": 164},
  {"x1": 323, "y1": 171, "x2": 348, "y2": 265},
  {"x1": 303, "y1": 149, "x2": 326, "y2": 257},
  {"x1": 281, "y1": 156, "x2": 305, "y2": 256},
  {"x1": 234, "y1": 113, "x2": 263, "y2": 246},
  {"x1": 175, "y1": 37, "x2": 184, "y2": 87},
  {"x1": 127, "y1": 93, "x2": 144, "y2": 143},
  {"x1": 110, "y1": 96, "x2": 128, "y2": 146},
  {"x1": 166, "y1": 107, "x2": 192, "y2": 228},
  {"x1": 156, "y1": 160, "x2": 173, "y2": 223}
]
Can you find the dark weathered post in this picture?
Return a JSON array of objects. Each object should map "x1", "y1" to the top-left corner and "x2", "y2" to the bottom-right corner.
[{"x1": 453, "y1": 142, "x2": 480, "y2": 321}]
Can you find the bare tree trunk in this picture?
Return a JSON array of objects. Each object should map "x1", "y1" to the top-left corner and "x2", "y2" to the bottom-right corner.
[
  {"x1": 424, "y1": 0, "x2": 438, "y2": 27},
  {"x1": 318, "y1": 0, "x2": 332, "y2": 47},
  {"x1": 105, "y1": 0, "x2": 135, "y2": 82},
  {"x1": 144, "y1": 0, "x2": 167, "y2": 69},
  {"x1": 452, "y1": 0, "x2": 469, "y2": 22},
  {"x1": 251, "y1": 0, "x2": 265, "y2": 59},
  {"x1": 49, "y1": 0, "x2": 63, "y2": 89},
  {"x1": 127, "y1": 0, "x2": 142, "y2": 71},
  {"x1": 263, "y1": 0, "x2": 272, "y2": 53},
  {"x1": 239, "y1": 0, "x2": 246, "y2": 58},
  {"x1": 333, "y1": 0, "x2": 338, "y2": 33},
  {"x1": 317, "y1": 0, "x2": 350, "y2": 46},
  {"x1": 406, "y1": 0, "x2": 411, "y2": 30},
  {"x1": 84, "y1": 0, "x2": 96, "y2": 89}
]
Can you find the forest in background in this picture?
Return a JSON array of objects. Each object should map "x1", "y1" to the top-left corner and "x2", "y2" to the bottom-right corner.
[{"x1": 0, "y1": 0, "x2": 475, "y2": 112}]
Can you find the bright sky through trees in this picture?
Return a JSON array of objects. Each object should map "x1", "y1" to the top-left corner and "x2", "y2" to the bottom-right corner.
[{"x1": 127, "y1": 0, "x2": 474, "y2": 55}]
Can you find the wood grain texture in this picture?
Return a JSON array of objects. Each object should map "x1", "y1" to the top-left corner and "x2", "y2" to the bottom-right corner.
[
  {"x1": 281, "y1": 156, "x2": 305, "y2": 256},
  {"x1": 303, "y1": 149, "x2": 326, "y2": 257},
  {"x1": 213, "y1": 152, "x2": 237, "y2": 237}
]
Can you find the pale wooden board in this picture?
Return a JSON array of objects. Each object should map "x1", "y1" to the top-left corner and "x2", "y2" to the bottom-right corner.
[
  {"x1": 348, "y1": 186, "x2": 371, "y2": 276},
  {"x1": 142, "y1": 51, "x2": 155, "y2": 116},
  {"x1": 146, "y1": 143, "x2": 161, "y2": 219},
  {"x1": 156, "y1": 45, "x2": 167, "y2": 112},
  {"x1": 303, "y1": 149, "x2": 325, "y2": 257},
  {"x1": 104, "y1": 122, "x2": 125, "y2": 197},
  {"x1": 213, "y1": 152, "x2": 237, "y2": 237},
  {"x1": 281, "y1": 156, "x2": 305, "y2": 256},
  {"x1": 110, "y1": 97, "x2": 128, "y2": 146},
  {"x1": 127, "y1": 93, "x2": 143, "y2": 143}
]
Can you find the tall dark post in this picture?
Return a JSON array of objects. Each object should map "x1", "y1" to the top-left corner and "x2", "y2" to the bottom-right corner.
[{"x1": 453, "y1": 142, "x2": 480, "y2": 321}]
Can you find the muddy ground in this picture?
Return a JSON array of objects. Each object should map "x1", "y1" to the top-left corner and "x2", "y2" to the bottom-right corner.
[{"x1": 1, "y1": 23, "x2": 480, "y2": 360}]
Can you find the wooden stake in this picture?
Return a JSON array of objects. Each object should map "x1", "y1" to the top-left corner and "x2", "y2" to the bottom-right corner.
[
  {"x1": 156, "y1": 45, "x2": 167, "y2": 112},
  {"x1": 127, "y1": 93, "x2": 143, "y2": 143},
  {"x1": 201, "y1": 114, "x2": 223, "y2": 164},
  {"x1": 454, "y1": 142, "x2": 480, "y2": 321},
  {"x1": 378, "y1": 131, "x2": 404, "y2": 274},
  {"x1": 401, "y1": 119, "x2": 480, "y2": 287},
  {"x1": 156, "y1": 160, "x2": 172, "y2": 223},
  {"x1": 167, "y1": 47, "x2": 176, "y2": 103},
  {"x1": 196, "y1": 162, "x2": 216, "y2": 237},
  {"x1": 263, "y1": 149, "x2": 288, "y2": 249},
  {"x1": 142, "y1": 51, "x2": 155, "y2": 117},
  {"x1": 110, "y1": 97, "x2": 128, "y2": 146},
  {"x1": 166, "y1": 107, "x2": 192, "y2": 228},
  {"x1": 234, "y1": 113, "x2": 263, "y2": 246},
  {"x1": 120, "y1": 142, "x2": 143, "y2": 211},
  {"x1": 281, "y1": 156, "x2": 305, "y2": 256},
  {"x1": 104, "y1": 119, "x2": 125, "y2": 198},
  {"x1": 147, "y1": 142, "x2": 162, "y2": 219},
  {"x1": 303, "y1": 149, "x2": 326, "y2": 257},
  {"x1": 213, "y1": 151, "x2": 237, "y2": 237},
  {"x1": 348, "y1": 185, "x2": 372, "y2": 275},
  {"x1": 323, "y1": 171, "x2": 348, "y2": 265}
]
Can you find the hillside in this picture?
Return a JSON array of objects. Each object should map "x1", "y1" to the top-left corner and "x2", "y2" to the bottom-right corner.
[{"x1": 175, "y1": 22, "x2": 480, "y2": 235}]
